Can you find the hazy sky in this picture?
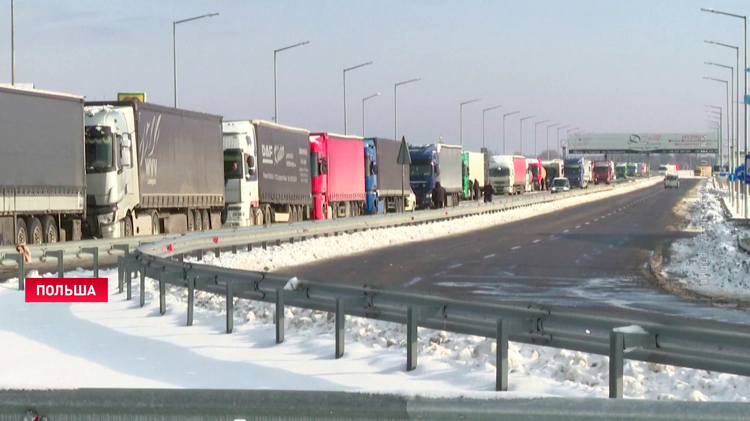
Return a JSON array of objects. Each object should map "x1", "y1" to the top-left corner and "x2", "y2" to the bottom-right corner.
[{"x1": 0, "y1": 0, "x2": 747, "y2": 154}]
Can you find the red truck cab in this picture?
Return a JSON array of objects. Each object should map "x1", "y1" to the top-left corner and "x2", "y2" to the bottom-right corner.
[{"x1": 593, "y1": 161, "x2": 612, "y2": 185}]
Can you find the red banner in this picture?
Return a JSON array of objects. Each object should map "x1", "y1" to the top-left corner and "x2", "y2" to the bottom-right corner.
[{"x1": 25, "y1": 278, "x2": 109, "y2": 302}]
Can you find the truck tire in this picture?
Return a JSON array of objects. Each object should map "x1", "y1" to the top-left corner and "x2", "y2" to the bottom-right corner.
[
  {"x1": 194, "y1": 210, "x2": 202, "y2": 232},
  {"x1": 201, "y1": 210, "x2": 210, "y2": 230},
  {"x1": 187, "y1": 209, "x2": 195, "y2": 231},
  {"x1": 16, "y1": 218, "x2": 28, "y2": 245},
  {"x1": 42, "y1": 215, "x2": 58, "y2": 244},
  {"x1": 262, "y1": 205, "x2": 271, "y2": 225},
  {"x1": 29, "y1": 217, "x2": 43, "y2": 245},
  {"x1": 124, "y1": 214, "x2": 134, "y2": 237}
]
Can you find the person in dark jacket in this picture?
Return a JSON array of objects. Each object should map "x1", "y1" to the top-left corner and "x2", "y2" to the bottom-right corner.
[
  {"x1": 483, "y1": 180, "x2": 495, "y2": 203},
  {"x1": 472, "y1": 179, "x2": 481, "y2": 201},
  {"x1": 432, "y1": 181, "x2": 447, "y2": 208}
]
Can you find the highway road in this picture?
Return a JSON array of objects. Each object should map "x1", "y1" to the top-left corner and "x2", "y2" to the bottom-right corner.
[{"x1": 278, "y1": 179, "x2": 749, "y2": 323}]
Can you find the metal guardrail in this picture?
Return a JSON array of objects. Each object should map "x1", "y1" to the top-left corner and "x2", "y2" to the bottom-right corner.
[
  {"x1": 1, "y1": 389, "x2": 747, "y2": 421},
  {"x1": 0, "y1": 177, "x2": 652, "y2": 275}
]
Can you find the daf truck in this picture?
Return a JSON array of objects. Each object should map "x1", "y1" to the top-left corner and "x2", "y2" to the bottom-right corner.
[
  {"x1": 222, "y1": 120, "x2": 311, "y2": 227},
  {"x1": 409, "y1": 143, "x2": 463, "y2": 208},
  {"x1": 84, "y1": 100, "x2": 224, "y2": 238},
  {"x1": 0, "y1": 86, "x2": 86, "y2": 245}
]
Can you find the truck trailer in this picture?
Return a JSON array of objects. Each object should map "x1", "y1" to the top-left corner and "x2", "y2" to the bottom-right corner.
[
  {"x1": 593, "y1": 161, "x2": 612, "y2": 185},
  {"x1": 0, "y1": 86, "x2": 86, "y2": 245},
  {"x1": 364, "y1": 137, "x2": 411, "y2": 214},
  {"x1": 488, "y1": 155, "x2": 529, "y2": 195},
  {"x1": 409, "y1": 143, "x2": 463, "y2": 209},
  {"x1": 310, "y1": 133, "x2": 366, "y2": 219},
  {"x1": 84, "y1": 100, "x2": 224, "y2": 238},
  {"x1": 462, "y1": 151, "x2": 485, "y2": 199},
  {"x1": 222, "y1": 120, "x2": 311, "y2": 227},
  {"x1": 564, "y1": 157, "x2": 592, "y2": 188}
]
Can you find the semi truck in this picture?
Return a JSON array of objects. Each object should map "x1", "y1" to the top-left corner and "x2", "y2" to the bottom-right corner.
[
  {"x1": 542, "y1": 159, "x2": 564, "y2": 190},
  {"x1": 626, "y1": 163, "x2": 638, "y2": 177},
  {"x1": 0, "y1": 86, "x2": 86, "y2": 245},
  {"x1": 564, "y1": 157, "x2": 592, "y2": 188},
  {"x1": 222, "y1": 120, "x2": 312, "y2": 228},
  {"x1": 310, "y1": 133, "x2": 365, "y2": 219},
  {"x1": 615, "y1": 163, "x2": 628, "y2": 179},
  {"x1": 84, "y1": 100, "x2": 224, "y2": 238},
  {"x1": 364, "y1": 137, "x2": 411, "y2": 214},
  {"x1": 527, "y1": 158, "x2": 545, "y2": 191},
  {"x1": 593, "y1": 161, "x2": 612, "y2": 185},
  {"x1": 658, "y1": 164, "x2": 677, "y2": 176},
  {"x1": 409, "y1": 143, "x2": 463, "y2": 208},
  {"x1": 488, "y1": 155, "x2": 529, "y2": 195},
  {"x1": 462, "y1": 151, "x2": 485, "y2": 199}
]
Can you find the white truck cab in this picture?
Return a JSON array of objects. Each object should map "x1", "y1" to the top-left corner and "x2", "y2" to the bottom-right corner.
[{"x1": 222, "y1": 121, "x2": 260, "y2": 228}]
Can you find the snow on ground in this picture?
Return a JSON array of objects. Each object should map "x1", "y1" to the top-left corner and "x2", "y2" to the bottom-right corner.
[
  {"x1": 666, "y1": 179, "x2": 750, "y2": 301},
  {"x1": 200, "y1": 177, "x2": 663, "y2": 273}
]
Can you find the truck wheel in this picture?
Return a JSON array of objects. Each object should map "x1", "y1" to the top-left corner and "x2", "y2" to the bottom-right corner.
[
  {"x1": 16, "y1": 218, "x2": 28, "y2": 245},
  {"x1": 42, "y1": 216, "x2": 58, "y2": 244},
  {"x1": 263, "y1": 205, "x2": 271, "y2": 225},
  {"x1": 124, "y1": 215, "x2": 134, "y2": 237},
  {"x1": 201, "y1": 210, "x2": 210, "y2": 230},
  {"x1": 187, "y1": 209, "x2": 195, "y2": 231},
  {"x1": 29, "y1": 217, "x2": 43, "y2": 244},
  {"x1": 151, "y1": 212, "x2": 160, "y2": 235},
  {"x1": 194, "y1": 210, "x2": 202, "y2": 231}
]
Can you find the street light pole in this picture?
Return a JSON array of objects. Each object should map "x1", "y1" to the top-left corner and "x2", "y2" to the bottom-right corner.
[
  {"x1": 556, "y1": 126, "x2": 570, "y2": 158},
  {"x1": 704, "y1": 77, "x2": 729, "y2": 168},
  {"x1": 546, "y1": 123, "x2": 560, "y2": 160},
  {"x1": 482, "y1": 105, "x2": 502, "y2": 150},
  {"x1": 502, "y1": 111, "x2": 520, "y2": 154},
  {"x1": 705, "y1": 63, "x2": 733, "y2": 167},
  {"x1": 274, "y1": 41, "x2": 310, "y2": 124},
  {"x1": 10, "y1": 0, "x2": 15, "y2": 86},
  {"x1": 362, "y1": 93, "x2": 380, "y2": 137},
  {"x1": 534, "y1": 120, "x2": 549, "y2": 158},
  {"x1": 343, "y1": 61, "x2": 373, "y2": 134},
  {"x1": 173, "y1": 13, "x2": 219, "y2": 108},
  {"x1": 701, "y1": 8, "x2": 747, "y2": 218},
  {"x1": 394, "y1": 78, "x2": 421, "y2": 142},
  {"x1": 563, "y1": 127, "x2": 579, "y2": 159},
  {"x1": 459, "y1": 98, "x2": 481, "y2": 147},
  {"x1": 519, "y1": 116, "x2": 535, "y2": 156}
]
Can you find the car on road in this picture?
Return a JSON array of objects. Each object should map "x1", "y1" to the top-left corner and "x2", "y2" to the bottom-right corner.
[
  {"x1": 664, "y1": 174, "x2": 679, "y2": 189},
  {"x1": 404, "y1": 189, "x2": 417, "y2": 212},
  {"x1": 550, "y1": 177, "x2": 571, "y2": 193}
]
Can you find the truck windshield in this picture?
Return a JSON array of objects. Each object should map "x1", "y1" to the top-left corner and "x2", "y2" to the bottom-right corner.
[
  {"x1": 544, "y1": 167, "x2": 559, "y2": 177},
  {"x1": 224, "y1": 150, "x2": 243, "y2": 180},
  {"x1": 593, "y1": 166, "x2": 608, "y2": 172},
  {"x1": 410, "y1": 164, "x2": 433, "y2": 178},
  {"x1": 566, "y1": 165, "x2": 581, "y2": 175},
  {"x1": 85, "y1": 126, "x2": 114, "y2": 173},
  {"x1": 489, "y1": 167, "x2": 509, "y2": 177}
]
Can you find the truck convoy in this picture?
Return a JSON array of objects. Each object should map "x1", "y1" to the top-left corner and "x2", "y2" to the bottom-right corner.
[
  {"x1": 615, "y1": 163, "x2": 628, "y2": 179},
  {"x1": 563, "y1": 157, "x2": 592, "y2": 188},
  {"x1": 489, "y1": 155, "x2": 529, "y2": 195},
  {"x1": 85, "y1": 101, "x2": 224, "y2": 238},
  {"x1": 364, "y1": 138, "x2": 411, "y2": 214},
  {"x1": 409, "y1": 143, "x2": 463, "y2": 209},
  {"x1": 527, "y1": 158, "x2": 546, "y2": 191},
  {"x1": 593, "y1": 161, "x2": 612, "y2": 185},
  {"x1": 0, "y1": 86, "x2": 86, "y2": 245},
  {"x1": 310, "y1": 133, "x2": 366, "y2": 219},
  {"x1": 542, "y1": 159, "x2": 564, "y2": 190},
  {"x1": 222, "y1": 120, "x2": 311, "y2": 228},
  {"x1": 462, "y1": 151, "x2": 485, "y2": 199}
]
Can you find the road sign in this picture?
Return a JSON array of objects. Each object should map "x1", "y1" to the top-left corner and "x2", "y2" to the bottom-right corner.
[
  {"x1": 745, "y1": 94, "x2": 750, "y2": 106},
  {"x1": 729, "y1": 173, "x2": 737, "y2": 182},
  {"x1": 720, "y1": 171, "x2": 727, "y2": 178},
  {"x1": 746, "y1": 155, "x2": 750, "y2": 181},
  {"x1": 736, "y1": 165, "x2": 746, "y2": 182},
  {"x1": 397, "y1": 136, "x2": 411, "y2": 165},
  {"x1": 118, "y1": 92, "x2": 146, "y2": 102}
]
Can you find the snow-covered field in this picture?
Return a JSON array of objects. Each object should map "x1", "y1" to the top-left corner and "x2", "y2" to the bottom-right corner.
[
  {"x1": 665, "y1": 179, "x2": 750, "y2": 301},
  {"x1": 200, "y1": 177, "x2": 663, "y2": 273},
  {"x1": 2, "y1": 176, "x2": 749, "y2": 401}
]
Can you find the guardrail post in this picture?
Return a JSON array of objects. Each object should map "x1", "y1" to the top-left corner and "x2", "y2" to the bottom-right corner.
[
  {"x1": 496, "y1": 319, "x2": 509, "y2": 391},
  {"x1": 126, "y1": 260, "x2": 132, "y2": 301},
  {"x1": 197, "y1": 251, "x2": 203, "y2": 262},
  {"x1": 407, "y1": 307, "x2": 418, "y2": 371},
  {"x1": 232, "y1": 245, "x2": 238, "y2": 254},
  {"x1": 335, "y1": 298, "x2": 345, "y2": 359},
  {"x1": 9, "y1": 254, "x2": 25, "y2": 291},
  {"x1": 159, "y1": 272, "x2": 166, "y2": 315},
  {"x1": 226, "y1": 281, "x2": 234, "y2": 334},
  {"x1": 178, "y1": 254, "x2": 184, "y2": 263},
  {"x1": 262, "y1": 241, "x2": 268, "y2": 250},
  {"x1": 609, "y1": 331, "x2": 624, "y2": 399},
  {"x1": 215, "y1": 248, "x2": 221, "y2": 258},
  {"x1": 45, "y1": 250, "x2": 64, "y2": 278},
  {"x1": 276, "y1": 288, "x2": 285, "y2": 344},
  {"x1": 139, "y1": 264, "x2": 147, "y2": 308},
  {"x1": 113, "y1": 244, "x2": 129, "y2": 293},
  {"x1": 117, "y1": 256, "x2": 124, "y2": 294},
  {"x1": 187, "y1": 276, "x2": 195, "y2": 326},
  {"x1": 82, "y1": 247, "x2": 99, "y2": 278}
]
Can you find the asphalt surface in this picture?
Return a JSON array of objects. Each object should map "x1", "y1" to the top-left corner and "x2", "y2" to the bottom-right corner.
[{"x1": 277, "y1": 179, "x2": 750, "y2": 324}]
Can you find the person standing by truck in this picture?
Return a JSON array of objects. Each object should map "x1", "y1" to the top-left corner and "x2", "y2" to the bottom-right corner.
[
  {"x1": 483, "y1": 180, "x2": 495, "y2": 203},
  {"x1": 432, "y1": 182, "x2": 447, "y2": 208},
  {"x1": 473, "y1": 179, "x2": 481, "y2": 201}
]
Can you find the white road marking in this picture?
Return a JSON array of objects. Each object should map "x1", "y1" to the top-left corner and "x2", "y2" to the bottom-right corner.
[
  {"x1": 585, "y1": 222, "x2": 590, "y2": 225},
  {"x1": 483, "y1": 254, "x2": 496, "y2": 259},
  {"x1": 575, "y1": 225, "x2": 581, "y2": 229},
  {"x1": 532, "y1": 239, "x2": 541, "y2": 243},
  {"x1": 563, "y1": 229, "x2": 570, "y2": 233},
  {"x1": 511, "y1": 246, "x2": 521, "y2": 250},
  {"x1": 447, "y1": 263, "x2": 463, "y2": 269},
  {"x1": 404, "y1": 277, "x2": 422, "y2": 287}
]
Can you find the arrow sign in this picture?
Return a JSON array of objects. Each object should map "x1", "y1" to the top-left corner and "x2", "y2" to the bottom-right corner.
[
  {"x1": 736, "y1": 165, "x2": 746, "y2": 182},
  {"x1": 397, "y1": 136, "x2": 411, "y2": 165},
  {"x1": 729, "y1": 173, "x2": 737, "y2": 182}
]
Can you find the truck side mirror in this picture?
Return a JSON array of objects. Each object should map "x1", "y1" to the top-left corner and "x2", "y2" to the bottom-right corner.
[
  {"x1": 121, "y1": 133, "x2": 132, "y2": 148},
  {"x1": 321, "y1": 157, "x2": 329, "y2": 175},
  {"x1": 121, "y1": 146, "x2": 132, "y2": 167},
  {"x1": 435, "y1": 164, "x2": 440, "y2": 176}
]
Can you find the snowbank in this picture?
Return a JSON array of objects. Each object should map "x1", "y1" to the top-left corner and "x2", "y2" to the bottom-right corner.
[{"x1": 666, "y1": 180, "x2": 750, "y2": 301}]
